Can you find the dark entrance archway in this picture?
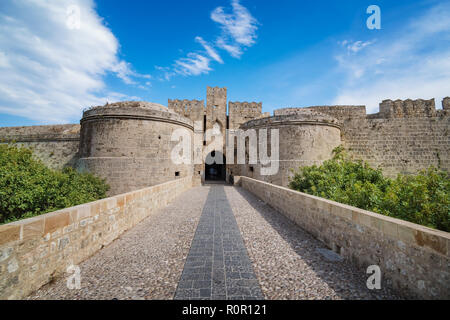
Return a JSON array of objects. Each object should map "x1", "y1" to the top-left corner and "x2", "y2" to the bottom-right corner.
[{"x1": 205, "y1": 151, "x2": 226, "y2": 181}]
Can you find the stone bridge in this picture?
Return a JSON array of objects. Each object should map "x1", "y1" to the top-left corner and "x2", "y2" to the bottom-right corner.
[{"x1": 27, "y1": 184, "x2": 399, "y2": 300}]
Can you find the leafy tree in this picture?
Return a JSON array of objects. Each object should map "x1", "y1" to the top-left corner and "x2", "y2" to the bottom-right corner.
[
  {"x1": 0, "y1": 144, "x2": 109, "y2": 224},
  {"x1": 289, "y1": 146, "x2": 450, "y2": 232}
]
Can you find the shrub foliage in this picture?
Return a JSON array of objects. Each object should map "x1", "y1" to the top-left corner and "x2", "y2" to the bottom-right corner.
[
  {"x1": 289, "y1": 146, "x2": 450, "y2": 232},
  {"x1": 0, "y1": 144, "x2": 109, "y2": 224}
]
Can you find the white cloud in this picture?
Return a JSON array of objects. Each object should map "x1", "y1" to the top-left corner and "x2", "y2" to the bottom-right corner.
[
  {"x1": 216, "y1": 37, "x2": 242, "y2": 59},
  {"x1": 195, "y1": 36, "x2": 223, "y2": 64},
  {"x1": 340, "y1": 40, "x2": 375, "y2": 53},
  {"x1": 161, "y1": 0, "x2": 259, "y2": 79},
  {"x1": 211, "y1": 0, "x2": 258, "y2": 48},
  {"x1": 0, "y1": 0, "x2": 146, "y2": 123},
  {"x1": 174, "y1": 53, "x2": 212, "y2": 76},
  {"x1": 155, "y1": 65, "x2": 175, "y2": 81},
  {"x1": 333, "y1": 2, "x2": 450, "y2": 113}
]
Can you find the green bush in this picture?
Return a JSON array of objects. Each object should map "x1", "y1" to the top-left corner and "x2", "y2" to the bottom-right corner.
[
  {"x1": 289, "y1": 146, "x2": 450, "y2": 232},
  {"x1": 0, "y1": 144, "x2": 109, "y2": 224}
]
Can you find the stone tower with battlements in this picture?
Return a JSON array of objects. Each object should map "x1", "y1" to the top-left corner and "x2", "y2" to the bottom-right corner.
[{"x1": 168, "y1": 86, "x2": 263, "y2": 182}]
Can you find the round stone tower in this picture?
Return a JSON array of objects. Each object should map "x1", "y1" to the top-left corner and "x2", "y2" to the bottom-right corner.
[
  {"x1": 78, "y1": 101, "x2": 194, "y2": 195},
  {"x1": 240, "y1": 109, "x2": 341, "y2": 186}
]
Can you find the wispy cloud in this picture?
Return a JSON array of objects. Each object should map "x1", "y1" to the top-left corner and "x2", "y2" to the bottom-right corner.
[
  {"x1": 111, "y1": 60, "x2": 151, "y2": 85},
  {"x1": 172, "y1": 36, "x2": 223, "y2": 77},
  {"x1": 339, "y1": 40, "x2": 375, "y2": 53},
  {"x1": 216, "y1": 37, "x2": 242, "y2": 59},
  {"x1": 211, "y1": 0, "x2": 258, "y2": 58},
  {"x1": 195, "y1": 36, "x2": 223, "y2": 64},
  {"x1": 333, "y1": 2, "x2": 450, "y2": 113},
  {"x1": 174, "y1": 53, "x2": 212, "y2": 76},
  {"x1": 0, "y1": 0, "x2": 146, "y2": 123},
  {"x1": 167, "y1": 0, "x2": 258, "y2": 78},
  {"x1": 155, "y1": 66, "x2": 174, "y2": 81}
]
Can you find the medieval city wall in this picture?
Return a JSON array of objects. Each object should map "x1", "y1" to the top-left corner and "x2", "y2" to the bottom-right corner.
[
  {"x1": 0, "y1": 124, "x2": 80, "y2": 169},
  {"x1": 79, "y1": 102, "x2": 195, "y2": 196},
  {"x1": 168, "y1": 99, "x2": 205, "y2": 122},
  {"x1": 228, "y1": 101, "x2": 263, "y2": 130},
  {"x1": 274, "y1": 98, "x2": 450, "y2": 177},
  {"x1": 237, "y1": 110, "x2": 342, "y2": 186}
]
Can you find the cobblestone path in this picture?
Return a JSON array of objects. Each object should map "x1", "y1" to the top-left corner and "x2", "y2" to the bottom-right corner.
[
  {"x1": 174, "y1": 186, "x2": 263, "y2": 300},
  {"x1": 28, "y1": 184, "x2": 399, "y2": 300}
]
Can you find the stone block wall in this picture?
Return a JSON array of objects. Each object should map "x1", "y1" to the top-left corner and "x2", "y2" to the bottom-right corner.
[
  {"x1": 236, "y1": 112, "x2": 342, "y2": 187},
  {"x1": 205, "y1": 86, "x2": 227, "y2": 162},
  {"x1": 272, "y1": 99, "x2": 450, "y2": 177},
  {"x1": 0, "y1": 176, "x2": 194, "y2": 300},
  {"x1": 228, "y1": 101, "x2": 263, "y2": 130},
  {"x1": 443, "y1": 97, "x2": 450, "y2": 110},
  {"x1": 168, "y1": 99, "x2": 205, "y2": 122},
  {"x1": 275, "y1": 105, "x2": 367, "y2": 120},
  {"x1": 0, "y1": 124, "x2": 80, "y2": 169},
  {"x1": 79, "y1": 102, "x2": 195, "y2": 195},
  {"x1": 377, "y1": 99, "x2": 438, "y2": 118},
  {"x1": 343, "y1": 116, "x2": 450, "y2": 176},
  {"x1": 168, "y1": 99, "x2": 206, "y2": 181},
  {"x1": 238, "y1": 176, "x2": 450, "y2": 299}
]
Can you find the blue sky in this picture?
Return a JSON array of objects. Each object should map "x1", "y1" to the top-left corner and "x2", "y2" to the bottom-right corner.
[{"x1": 0, "y1": 0, "x2": 449, "y2": 126}]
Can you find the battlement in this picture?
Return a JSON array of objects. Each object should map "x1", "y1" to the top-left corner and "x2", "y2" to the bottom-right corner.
[
  {"x1": 276, "y1": 98, "x2": 450, "y2": 121},
  {"x1": 442, "y1": 97, "x2": 450, "y2": 110},
  {"x1": 168, "y1": 99, "x2": 205, "y2": 121},
  {"x1": 206, "y1": 86, "x2": 227, "y2": 110},
  {"x1": 229, "y1": 101, "x2": 262, "y2": 112},
  {"x1": 228, "y1": 101, "x2": 263, "y2": 129},
  {"x1": 206, "y1": 86, "x2": 227, "y2": 97},
  {"x1": 377, "y1": 98, "x2": 438, "y2": 118},
  {"x1": 275, "y1": 105, "x2": 367, "y2": 121}
]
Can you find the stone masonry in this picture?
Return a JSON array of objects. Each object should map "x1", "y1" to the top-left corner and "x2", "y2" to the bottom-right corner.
[{"x1": 1, "y1": 88, "x2": 448, "y2": 188}]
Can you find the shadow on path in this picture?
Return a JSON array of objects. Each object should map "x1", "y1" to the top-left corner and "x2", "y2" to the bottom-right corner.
[{"x1": 230, "y1": 186, "x2": 401, "y2": 300}]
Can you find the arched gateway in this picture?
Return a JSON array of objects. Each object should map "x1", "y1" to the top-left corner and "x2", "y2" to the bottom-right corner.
[{"x1": 205, "y1": 151, "x2": 226, "y2": 181}]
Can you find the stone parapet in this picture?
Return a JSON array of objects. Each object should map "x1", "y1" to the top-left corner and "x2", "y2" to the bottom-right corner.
[
  {"x1": 0, "y1": 176, "x2": 194, "y2": 300},
  {"x1": 238, "y1": 176, "x2": 450, "y2": 299}
]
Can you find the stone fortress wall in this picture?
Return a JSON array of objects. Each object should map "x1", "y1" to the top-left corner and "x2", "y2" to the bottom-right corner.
[
  {"x1": 228, "y1": 101, "x2": 265, "y2": 130},
  {"x1": 168, "y1": 86, "x2": 266, "y2": 182},
  {"x1": 0, "y1": 89, "x2": 448, "y2": 189},
  {"x1": 239, "y1": 109, "x2": 342, "y2": 186},
  {"x1": 168, "y1": 98, "x2": 205, "y2": 182},
  {"x1": 276, "y1": 98, "x2": 450, "y2": 178},
  {"x1": 0, "y1": 124, "x2": 80, "y2": 169},
  {"x1": 78, "y1": 101, "x2": 195, "y2": 195}
]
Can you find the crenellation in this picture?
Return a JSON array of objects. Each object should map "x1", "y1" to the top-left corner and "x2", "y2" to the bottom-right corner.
[
  {"x1": 275, "y1": 105, "x2": 367, "y2": 121},
  {"x1": 168, "y1": 98, "x2": 205, "y2": 122},
  {"x1": 378, "y1": 98, "x2": 437, "y2": 118},
  {"x1": 442, "y1": 97, "x2": 450, "y2": 110},
  {"x1": 228, "y1": 101, "x2": 263, "y2": 130}
]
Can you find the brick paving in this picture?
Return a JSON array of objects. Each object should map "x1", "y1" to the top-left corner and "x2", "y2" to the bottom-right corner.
[{"x1": 174, "y1": 185, "x2": 263, "y2": 300}]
